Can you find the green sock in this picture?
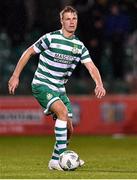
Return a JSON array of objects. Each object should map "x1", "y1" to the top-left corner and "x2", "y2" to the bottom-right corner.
[{"x1": 54, "y1": 119, "x2": 67, "y2": 155}]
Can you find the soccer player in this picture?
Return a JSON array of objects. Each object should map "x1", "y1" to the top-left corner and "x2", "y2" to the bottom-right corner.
[{"x1": 8, "y1": 6, "x2": 106, "y2": 170}]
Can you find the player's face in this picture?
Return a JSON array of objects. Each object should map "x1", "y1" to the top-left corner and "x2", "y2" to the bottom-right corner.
[{"x1": 61, "y1": 12, "x2": 78, "y2": 34}]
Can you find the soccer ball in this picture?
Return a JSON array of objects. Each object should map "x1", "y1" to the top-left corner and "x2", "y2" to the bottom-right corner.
[{"x1": 59, "y1": 150, "x2": 80, "y2": 171}]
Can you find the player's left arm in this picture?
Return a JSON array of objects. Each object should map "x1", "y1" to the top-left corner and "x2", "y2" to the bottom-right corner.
[{"x1": 83, "y1": 60, "x2": 106, "y2": 98}]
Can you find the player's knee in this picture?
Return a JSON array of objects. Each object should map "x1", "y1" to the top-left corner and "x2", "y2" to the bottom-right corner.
[
  {"x1": 57, "y1": 108, "x2": 68, "y2": 121},
  {"x1": 59, "y1": 111, "x2": 68, "y2": 121}
]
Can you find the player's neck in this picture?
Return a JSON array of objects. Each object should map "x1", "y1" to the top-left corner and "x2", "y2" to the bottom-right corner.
[{"x1": 62, "y1": 28, "x2": 74, "y2": 39}]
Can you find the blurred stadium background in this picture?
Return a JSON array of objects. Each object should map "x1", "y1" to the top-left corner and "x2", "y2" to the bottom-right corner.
[
  {"x1": 0, "y1": 0, "x2": 137, "y2": 136},
  {"x1": 1, "y1": 0, "x2": 137, "y2": 179}
]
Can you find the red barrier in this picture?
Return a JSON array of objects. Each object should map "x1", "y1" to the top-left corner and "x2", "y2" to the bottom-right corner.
[{"x1": 0, "y1": 95, "x2": 137, "y2": 135}]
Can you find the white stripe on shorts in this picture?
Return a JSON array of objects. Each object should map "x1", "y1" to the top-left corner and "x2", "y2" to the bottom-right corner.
[{"x1": 44, "y1": 97, "x2": 60, "y2": 114}]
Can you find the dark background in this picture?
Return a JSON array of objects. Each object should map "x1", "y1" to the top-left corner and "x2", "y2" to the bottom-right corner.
[{"x1": 0, "y1": 0, "x2": 137, "y2": 95}]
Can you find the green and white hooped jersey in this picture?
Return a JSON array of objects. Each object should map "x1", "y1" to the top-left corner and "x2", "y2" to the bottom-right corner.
[{"x1": 32, "y1": 29, "x2": 91, "y2": 93}]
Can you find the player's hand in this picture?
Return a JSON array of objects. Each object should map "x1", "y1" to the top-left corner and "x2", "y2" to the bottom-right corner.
[
  {"x1": 94, "y1": 85, "x2": 106, "y2": 98},
  {"x1": 8, "y1": 75, "x2": 19, "y2": 95}
]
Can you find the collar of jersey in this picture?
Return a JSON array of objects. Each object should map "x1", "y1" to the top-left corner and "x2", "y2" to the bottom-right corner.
[{"x1": 60, "y1": 29, "x2": 75, "y2": 40}]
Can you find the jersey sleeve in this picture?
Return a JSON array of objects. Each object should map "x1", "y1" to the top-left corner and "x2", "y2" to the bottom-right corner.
[
  {"x1": 33, "y1": 33, "x2": 51, "y2": 53},
  {"x1": 81, "y1": 45, "x2": 92, "y2": 64}
]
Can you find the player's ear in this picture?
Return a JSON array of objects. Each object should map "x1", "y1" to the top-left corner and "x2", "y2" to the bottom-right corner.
[
  {"x1": 60, "y1": 13, "x2": 63, "y2": 26},
  {"x1": 60, "y1": 18, "x2": 63, "y2": 26}
]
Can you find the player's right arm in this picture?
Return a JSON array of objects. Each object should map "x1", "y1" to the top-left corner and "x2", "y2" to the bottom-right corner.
[{"x1": 8, "y1": 46, "x2": 36, "y2": 95}]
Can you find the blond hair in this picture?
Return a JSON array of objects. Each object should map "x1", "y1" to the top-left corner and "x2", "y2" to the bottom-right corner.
[{"x1": 60, "y1": 6, "x2": 78, "y2": 20}]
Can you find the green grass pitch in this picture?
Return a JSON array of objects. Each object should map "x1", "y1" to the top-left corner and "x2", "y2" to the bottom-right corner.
[{"x1": 0, "y1": 135, "x2": 137, "y2": 179}]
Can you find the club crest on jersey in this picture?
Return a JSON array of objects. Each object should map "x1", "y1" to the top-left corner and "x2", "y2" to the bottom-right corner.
[
  {"x1": 72, "y1": 45, "x2": 79, "y2": 54},
  {"x1": 46, "y1": 93, "x2": 53, "y2": 100}
]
